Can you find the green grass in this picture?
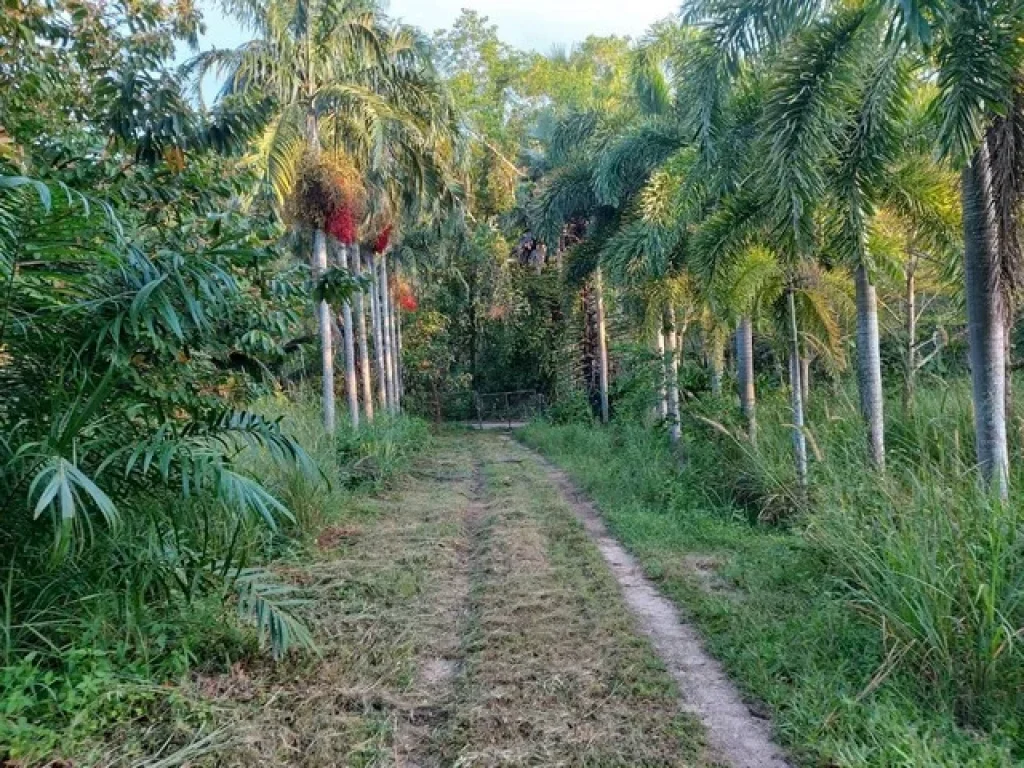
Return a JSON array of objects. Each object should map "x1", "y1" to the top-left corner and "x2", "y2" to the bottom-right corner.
[
  {"x1": 0, "y1": 395, "x2": 430, "y2": 764},
  {"x1": 519, "y1": 405, "x2": 1022, "y2": 767}
]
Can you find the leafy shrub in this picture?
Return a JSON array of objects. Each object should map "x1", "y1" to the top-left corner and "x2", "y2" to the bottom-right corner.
[{"x1": 545, "y1": 389, "x2": 596, "y2": 425}]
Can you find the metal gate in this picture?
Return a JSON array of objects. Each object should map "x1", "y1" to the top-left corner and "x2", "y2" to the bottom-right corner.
[{"x1": 471, "y1": 390, "x2": 546, "y2": 429}]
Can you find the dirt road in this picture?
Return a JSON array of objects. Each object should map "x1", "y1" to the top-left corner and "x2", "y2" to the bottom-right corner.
[{"x1": 197, "y1": 431, "x2": 788, "y2": 767}]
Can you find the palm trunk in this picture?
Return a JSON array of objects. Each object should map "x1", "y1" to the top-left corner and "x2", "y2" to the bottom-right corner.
[
  {"x1": 595, "y1": 267, "x2": 610, "y2": 424},
  {"x1": 854, "y1": 264, "x2": 885, "y2": 469},
  {"x1": 1005, "y1": 314, "x2": 1015, "y2": 438},
  {"x1": 903, "y1": 263, "x2": 917, "y2": 411},
  {"x1": 709, "y1": 333, "x2": 724, "y2": 397},
  {"x1": 314, "y1": 230, "x2": 335, "y2": 433},
  {"x1": 389, "y1": 278, "x2": 402, "y2": 413},
  {"x1": 963, "y1": 143, "x2": 1009, "y2": 498},
  {"x1": 664, "y1": 306, "x2": 681, "y2": 445},
  {"x1": 379, "y1": 252, "x2": 397, "y2": 413},
  {"x1": 736, "y1": 316, "x2": 757, "y2": 444},
  {"x1": 656, "y1": 329, "x2": 668, "y2": 419},
  {"x1": 306, "y1": 111, "x2": 335, "y2": 433},
  {"x1": 396, "y1": 304, "x2": 405, "y2": 402},
  {"x1": 787, "y1": 287, "x2": 808, "y2": 489},
  {"x1": 800, "y1": 355, "x2": 811, "y2": 405},
  {"x1": 335, "y1": 244, "x2": 359, "y2": 429},
  {"x1": 353, "y1": 245, "x2": 374, "y2": 423},
  {"x1": 370, "y1": 252, "x2": 387, "y2": 410}
]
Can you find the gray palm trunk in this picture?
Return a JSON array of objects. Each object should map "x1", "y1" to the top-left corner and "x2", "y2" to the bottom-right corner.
[
  {"x1": 854, "y1": 264, "x2": 885, "y2": 469},
  {"x1": 369, "y1": 252, "x2": 387, "y2": 410},
  {"x1": 656, "y1": 329, "x2": 668, "y2": 419},
  {"x1": 800, "y1": 355, "x2": 811, "y2": 405},
  {"x1": 337, "y1": 244, "x2": 360, "y2": 429},
  {"x1": 389, "y1": 281, "x2": 402, "y2": 412},
  {"x1": 595, "y1": 268, "x2": 610, "y2": 424},
  {"x1": 378, "y1": 252, "x2": 397, "y2": 413},
  {"x1": 787, "y1": 287, "x2": 808, "y2": 489},
  {"x1": 664, "y1": 306, "x2": 681, "y2": 444},
  {"x1": 396, "y1": 304, "x2": 405, "y2": 403},
  {"x1": 709, "y1": 333, "x2": 724, "y2": 397},
  {"x1": 353, "y1": 246, "x2": 374, "y2": 422},
  {"x1": 736, "y1": 316, "x2": 757, "y2": 444},
  {"x1": 306, "y1": 112, "x2": 335, "y2": 432},
  {"x1": 313, "y1": 230, "x2": 335, "y2": 433},
  {"x1": 963, "y1": 142, "x2": 1010, "y2": 498}
]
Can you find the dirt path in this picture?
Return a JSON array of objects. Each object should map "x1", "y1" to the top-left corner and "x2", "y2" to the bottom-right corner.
[
  {"x1": 193, "y1": 431, "x2": 788, "y2": 767},
  {"x1": 503, "y1": 436, "x2": 792, "y2": 768}
]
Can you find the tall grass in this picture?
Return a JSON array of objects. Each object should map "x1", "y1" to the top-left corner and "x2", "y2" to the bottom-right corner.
[
  {"x1": 811, "y1": 475, "x2": 1024, "y2": 725},
  {"x1": 528, "y1": 373, "x2": 1024, "y2": 758},
  {"x1": 683, "y1": 380, "x2": 1024, "y2": 726}
]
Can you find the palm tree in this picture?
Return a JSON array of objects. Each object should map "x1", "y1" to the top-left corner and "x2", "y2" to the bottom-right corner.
[
  {"x1": 753, "y1": 7, "x2": 869, "y2": 483},
  {"x1": 191, "y1": 0, "x2": 386, "y2": 430},
  {"x1": 529, "y1": 113, "x2": 617, "y2": 421},
  {"x1": 689, "y1": 0, "x2": 1024, "y2": 493},
  {"x1": 898, "y1": 1, "x2": 1024, "y2": 497},
  {"x1": 596, "y1": 22, "x2": 769, "y2": 445},
  {"x1": 193, "y1": 0, "x2": 456, "y2": 429}
]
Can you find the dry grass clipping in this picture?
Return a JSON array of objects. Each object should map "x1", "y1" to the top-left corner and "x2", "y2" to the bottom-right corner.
[{"x1": 447, "y1": 437, "x2": 708, "y2": 767}]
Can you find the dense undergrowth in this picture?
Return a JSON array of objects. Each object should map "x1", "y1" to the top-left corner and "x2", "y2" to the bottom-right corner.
[
  {"x1": 521, "y1": 379, "x2": 1024, "y2": 767},
  {"x1": 1, "y1": 399, "x2": 427, "y2": 763}
]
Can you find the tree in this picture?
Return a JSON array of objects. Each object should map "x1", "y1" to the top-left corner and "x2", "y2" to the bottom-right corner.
[
  {"x1": 193, "y1": 0, "x2": 451, "y2": 430},
  {"x1": 687, "y1": 0, "x2": 1024, "y2": 492}
]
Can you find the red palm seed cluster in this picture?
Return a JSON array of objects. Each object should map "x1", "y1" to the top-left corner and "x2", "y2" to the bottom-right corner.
[
  {"x1": 326, "y1": 205, "x2": 357, "y2": 245},
  {"x1": 373, "y1": 225, "x2": 392, "y2": 254}
]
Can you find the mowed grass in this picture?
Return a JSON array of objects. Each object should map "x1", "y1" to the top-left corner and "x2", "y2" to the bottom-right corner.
[
  {"x1": 448, "y1": 434, "x2": 707, "y2": 766},
  {"x1": 518, "y1": 422, "x2": 1020, "y2": 768},
  {"x1": 189, "y1": 434, "x2": 478, "y2": 766},
  {"x1": 175, "y1": 430, "x2": 707, "y2": 767}
]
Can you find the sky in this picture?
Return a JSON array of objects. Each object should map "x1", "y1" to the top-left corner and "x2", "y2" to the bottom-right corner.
[{"x1": 194, "y1": 0, "x2": 682, "y2": 54}]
